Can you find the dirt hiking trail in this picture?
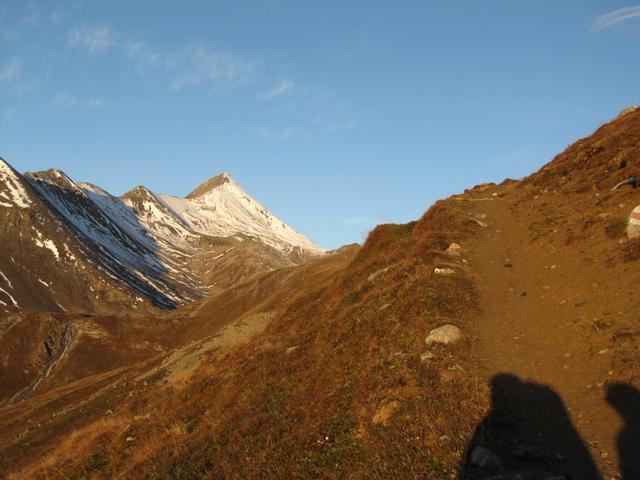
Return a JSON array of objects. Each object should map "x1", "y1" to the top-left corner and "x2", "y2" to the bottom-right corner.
[{"x1": 465, "y1": 184, "x2": 638, "y2": 479}]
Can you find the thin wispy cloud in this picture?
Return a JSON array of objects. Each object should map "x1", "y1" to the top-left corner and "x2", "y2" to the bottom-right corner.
[
  {"x1": 304, "y1": 98, "x2": 358, "y2": 134},
  {"x1": 316, "y1": 114, "x2": 356, "y2": 134},
  {"x1": 258, "y1": 80, "x2": 295, "y2": 100},
  {"x1": 170, "y1": 46, "x2": 257, "y2": 92},
  {"x1": 125, "y1": 41, "x2": 163, "y2": 68},
  {"x1": 52, "y1": 92, "x2": 78, "y2": 108},
  {"x1": 248, "y1": 107, "x2": 356, "y2": 141},
  {"x1": 0, "y1": 58, "x2": 21, "y2": 82},
  {"x1": 592, "y1": 6, "x2": 640, "y2": 31},
  {"x1": 280, "y1": 127, "x2": 304, "y2": 140},
  {"x1": 65, "y1": 24, "x2": 257, "y2": 93},
  {"x1": 23, "y1": 3, "x2": 40, "y2": 28},
  {"x1": 57, "y1": 23, "x2": 355, "y2": 135},
  {"x1": 49, "y1": 8, "x2": 66, "y2": 26},
  {"x1": 255, "y1": 83, "x2": 357, "y2": 137},
  {"x1": 52, "y1": 94, "x2": 110, "y2": 110},
  {"x1": 66, "y1": 25, "x2": 116, "y2": 54},
  {"x1": 247, "y1": 125, "x2": 306, "y2": 141}
]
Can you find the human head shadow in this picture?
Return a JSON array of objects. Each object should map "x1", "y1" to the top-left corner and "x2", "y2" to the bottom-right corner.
[
  {"x1": 459, "y1": 373, "x2": 602, "y2": 479},
  {"x1": 606, "y1": 383, "x2": 640, "y2": 479}
]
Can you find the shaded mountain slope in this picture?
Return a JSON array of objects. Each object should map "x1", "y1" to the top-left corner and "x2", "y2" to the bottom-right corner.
[
  {"x1": 26, "y1": 169, "x2": 185, "y2": 310},
  {"x1": 0, "y1": 160, "x2": 150, "y2": 314}
]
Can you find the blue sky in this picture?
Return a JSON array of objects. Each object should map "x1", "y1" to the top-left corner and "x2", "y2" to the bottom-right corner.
[{"x1": 1, "y1": 1, "x2": 640, "y2": 249}]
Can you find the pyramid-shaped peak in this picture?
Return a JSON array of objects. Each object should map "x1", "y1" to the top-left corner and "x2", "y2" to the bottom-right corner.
[
  {"x1": 186, "y1": 172, "x2": 235, "y2": 199},
  {"x1": 128, "y1": 184, "x2": 152, "y2": 194},
  {"x1": 122, "y1": 184, "x2": 157, "y2": 202}
]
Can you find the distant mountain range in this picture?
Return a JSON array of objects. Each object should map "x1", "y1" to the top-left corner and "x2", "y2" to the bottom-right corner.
[{"x1": 0, "y1": 158, "x2": 324, "y2": 314}]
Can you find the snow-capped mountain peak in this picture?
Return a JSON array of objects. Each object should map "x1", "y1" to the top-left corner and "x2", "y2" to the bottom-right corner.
[
  {"x1": 186, "y1": 172, "x2": 234, "y2": 199},
  {"x1": 158, "y1": 172, "x2": 325, "y2": 255}
]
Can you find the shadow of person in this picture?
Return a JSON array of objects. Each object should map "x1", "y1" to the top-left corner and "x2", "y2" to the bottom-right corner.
[
  {"x1": 459, "y1": 373, "x2": 602, "y2": 479},
  {"x1": 606, "y1": 383, "x2": 640, "y2": 479}
]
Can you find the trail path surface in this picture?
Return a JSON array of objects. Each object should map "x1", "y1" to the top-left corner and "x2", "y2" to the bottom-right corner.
[{"x1": 466, "y1": 187, "x2": 633, "y2": 478}]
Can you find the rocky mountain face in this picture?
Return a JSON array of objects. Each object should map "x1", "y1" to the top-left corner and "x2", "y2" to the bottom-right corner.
[{"x1": 0, "y1": 159, "x2": 324, "y2": 314}]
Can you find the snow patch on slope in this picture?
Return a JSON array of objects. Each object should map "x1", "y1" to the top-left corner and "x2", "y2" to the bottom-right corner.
[
  {"x1": 0, "y1": 286, "x2": 18, "y2": 307},
  {"x1": 80, "y1": 183, "x2": 161, "y2": 252},
  {"x1": 0, "y1": 270, "x2": 14, "y2": 289},
  {"x1": 121, "y1": 186, "x2": 196, "y2": 251},
  {"x1": 0, "y1": 158, "x2": 32, "y2": 208},
  {"x1": 32, "y1": 229, "x2": 60, "y2": 260}
]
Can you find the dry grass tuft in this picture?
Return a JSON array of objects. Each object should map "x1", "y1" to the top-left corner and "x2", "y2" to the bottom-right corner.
[
  {"x1": 623, "y1": 239, "x2": 640, "y2": 262},
  {"x1": 604, "y1": 217, "x2": 628, "y2": 239}
]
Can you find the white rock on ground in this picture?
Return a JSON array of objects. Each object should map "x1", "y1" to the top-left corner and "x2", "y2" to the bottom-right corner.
[
  {"x1": 425, "y1": 324, "x2": 462, "y2": 345},
  {"x1": 434, "y1": 267, "x2": 455, "y2": 276},
  {"x1": 445, "y1": 243, "x2": 462, "y2": 256},
  {"x1": 368, "y1": 266, "x2": 391, "y2": 282},
  {"x1": 627, "y1": 205, "x2": 640, "y2": 239}
]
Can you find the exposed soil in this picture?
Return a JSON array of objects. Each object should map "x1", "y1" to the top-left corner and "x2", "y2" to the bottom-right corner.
[{"x1": 463, "y1": 181, "x2": 640, "y2": 479}]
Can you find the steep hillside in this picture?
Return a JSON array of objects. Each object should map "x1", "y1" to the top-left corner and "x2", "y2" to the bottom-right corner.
[
  {"x1": 0, "y1": 160, "x2": 324, "y2": 314},
  {"x1": 1, "y1": 108, "x2": 640, "y2": 479},
  {"x1": 26, "y1": 169, "x2": 186, "y2": 309},
  {"x1": 0, "y1": 247, "x2": 359, "y2": 477},
  {"x1": 0, "y1": 159, "x2": 151, "y2": 314},
  {"x1": 0, "y1": 194, "x2": 483, "y2": 478}
]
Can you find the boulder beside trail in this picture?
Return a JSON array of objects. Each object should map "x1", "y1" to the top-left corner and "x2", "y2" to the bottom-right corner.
[
  {"x1": 627, "y1": 205, "x2": 640, "y2": 239},
  {"x1": 425, "y1": 324, "x2": 462, "y2": 345}
]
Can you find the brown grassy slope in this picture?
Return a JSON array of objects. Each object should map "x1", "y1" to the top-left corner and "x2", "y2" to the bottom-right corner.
[
  {"x1": 528, "y1": 106, "x2": 640, "y2": 192},
  {"x1": 0, "y1": 248, "x2": 359, "y2": 477},
  {"x1": 2, "y1": 197, "x2": 486, "y2": 479},
  {"x1": 516, "y1": 106, "x2": 640, "y2": 267},
  {"x1": 0, "y1": 312, "x2": 183, "y2": 405},
  {"x1": 180, "y1": 245, "x2": 360, "y2": 343},
  {"x1": 0, "y1": 247, "x2": 357, "y2": 408}
]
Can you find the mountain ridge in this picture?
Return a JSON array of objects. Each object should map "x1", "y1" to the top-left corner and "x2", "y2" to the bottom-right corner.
[{"x1": 0, "y1": 160, "x2": 324, "y2": 314}]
